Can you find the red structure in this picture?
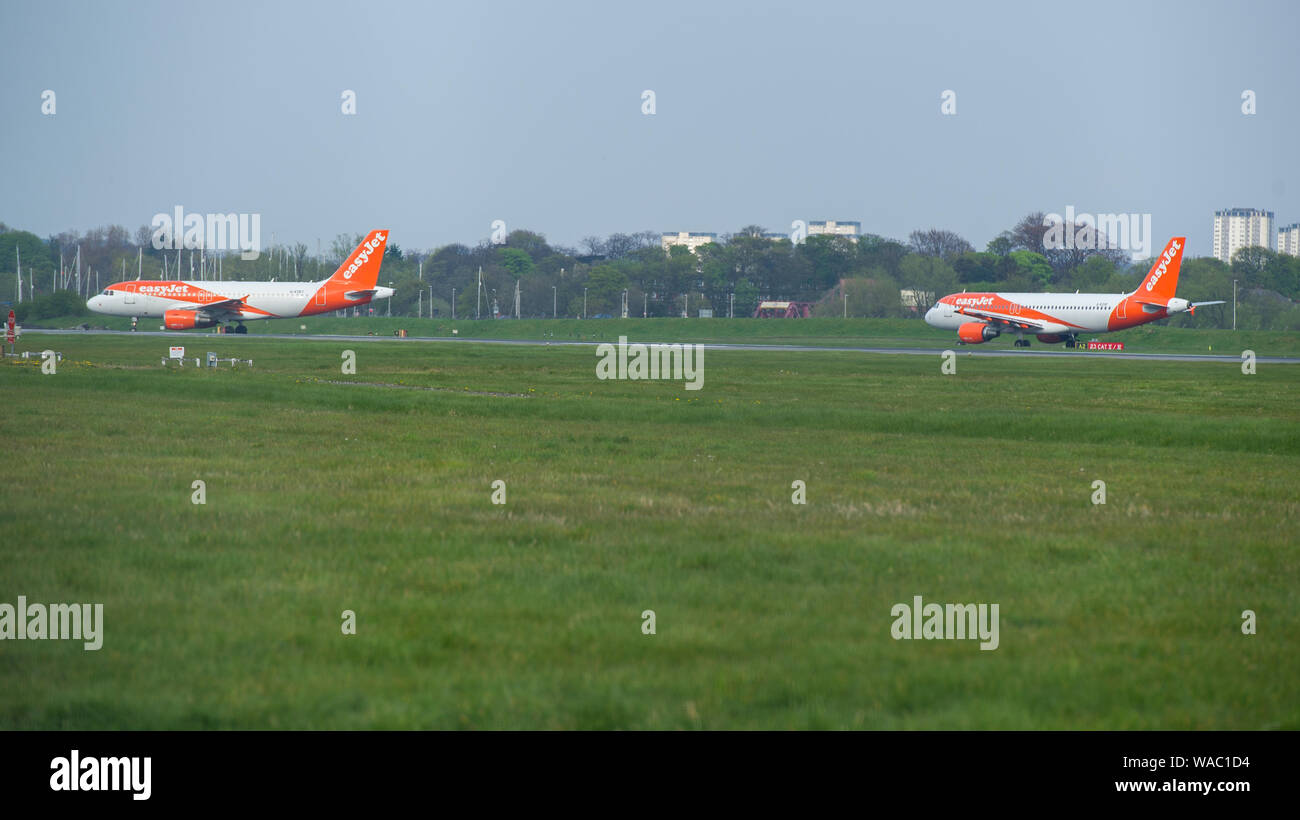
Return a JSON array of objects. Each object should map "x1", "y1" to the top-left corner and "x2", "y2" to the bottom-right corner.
[{"x1": 752, "y1": 300, "x2": 813, "y2": 318}]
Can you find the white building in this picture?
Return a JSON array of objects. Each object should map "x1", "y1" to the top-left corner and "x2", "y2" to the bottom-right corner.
[
  {"x1": 1278, "y1": 223, "x2": 1300, "y2": 257},
  {"x1": 899, "y1": 289, "x2": 934, "y2": 311},
  {"x1": 1212, "y1": 208, "x2": 1274, "y2": 264},
  {"x1": 661, "y1": 231, "x2": 718, "y2": 254},
  {"x1": 808, "y1": 220, "x2": 861, "y2": 240}
]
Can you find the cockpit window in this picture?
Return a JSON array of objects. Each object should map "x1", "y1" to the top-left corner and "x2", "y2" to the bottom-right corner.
[{"x1": 102, "y1": 289, "x2": 114, "y2": 296}]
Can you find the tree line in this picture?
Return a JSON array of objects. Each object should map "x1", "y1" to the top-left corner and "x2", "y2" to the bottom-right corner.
[{"x1": 2, "y1": 214, "x2": 1298, "y2": 330}]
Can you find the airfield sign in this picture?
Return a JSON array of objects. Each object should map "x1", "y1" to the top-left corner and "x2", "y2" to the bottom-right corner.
[{"x1": 6, "y1": 310, "x2": 15, "y2": 345}]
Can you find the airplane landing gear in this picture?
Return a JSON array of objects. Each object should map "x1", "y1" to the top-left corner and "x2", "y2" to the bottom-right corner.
[
  {"x1": 1064, "y1": 335, "x2": 1078, "y2": 349},
  {"x1": 229, "y1": 323, "x2": 248, "y2": 334},
  {"x1": 1013, "y1": 338, "x2": 1030, "y2": 348}
]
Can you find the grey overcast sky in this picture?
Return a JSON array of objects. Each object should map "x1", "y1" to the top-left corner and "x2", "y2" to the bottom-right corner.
[{"x1": 1, "y1": 0, "x2": 1296, "y2": 258}]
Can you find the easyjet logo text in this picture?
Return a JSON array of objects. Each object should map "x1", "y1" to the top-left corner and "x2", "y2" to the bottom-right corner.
[
  {"x1": 343, "y1": 233, "x2": 386, "y2": 280},
  {"x1": 137, "y1": 284, "x2": 199, "y2": 296},
  {"x1": 1146, "y1": 239, "x2": 1180, "y2": 291}
]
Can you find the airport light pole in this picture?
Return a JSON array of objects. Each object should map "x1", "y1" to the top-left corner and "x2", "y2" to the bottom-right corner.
[
  {"x1": 452, "y1": 287, "x2": 456, "y2": 320},
  {"x1": 583, "y1": 287, "x2": 587, "y2": 319},
  {"x1": 552, "y1": 285, "x2": 556, "y2": 318},
  {"x1": 1233, "y1": 279, "x2": 1238, "y2": 331}
]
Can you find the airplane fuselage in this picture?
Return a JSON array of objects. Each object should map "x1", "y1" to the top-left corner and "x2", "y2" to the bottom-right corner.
[
  {"x1": 924, "y1": 291, "x2": 1165, "y2": 337},
  {"x1": 923, "y1": 237, "x2": 1217, "y2": 346},
  {"x1": 86, "y1": 279, "x2": 390, "y2": 323},
  {"x1": 88, "y1": 229, "x2": 394, "y2": 330}
]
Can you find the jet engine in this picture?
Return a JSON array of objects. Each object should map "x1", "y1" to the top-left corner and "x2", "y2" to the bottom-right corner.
[
  {"x1": 164, "y1": 310, "x2": 218, "y2": 330},
  {"x1": 957, "y1": 322, "x2": 999, "y2": 344}
]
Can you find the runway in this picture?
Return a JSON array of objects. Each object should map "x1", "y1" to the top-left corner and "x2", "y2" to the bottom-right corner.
[{"x1": 22, "y1": 328, "x2": 1300, "y2": 364}]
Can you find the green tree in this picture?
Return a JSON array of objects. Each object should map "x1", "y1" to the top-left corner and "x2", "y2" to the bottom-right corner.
[
  {"x1": 1075, "y1": 254, "x2": 1115, "y2": 289},
  {"x1": 733, "y1": 278, "x2": 759, "y2": 316},
  {"x1": 898, "y1": 255, "x2": 957, "y2": 311},
  {"x1": 498, "y1": 247, "x2": 535, "y2": 278},
  {"x1": 584, "y1": 265, "x2": 629, "y2": 314},
  {"x1": 1008, "y1": 250, "x2": 1053, "y2": 288},
  {"x1": 1230, "y1": 245, "x2": 1273, "y2": 283}
]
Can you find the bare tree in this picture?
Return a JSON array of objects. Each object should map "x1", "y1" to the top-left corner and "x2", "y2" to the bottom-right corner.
[
  {"x1": 1007, "y1": 212, "x2": 1129, "y2": 276},
  {"x1": 908, "y1": 228, "x2": 973, "y2": 260},
  {"x1": 580, "y1": 235, "x2": 605, "y2": 257}
]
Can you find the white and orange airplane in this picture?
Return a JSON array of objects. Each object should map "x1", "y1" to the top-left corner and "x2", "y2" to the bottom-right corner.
[
  {"x1": 924, "y1": 236, "x2": 1223, "y2": 347},
  {"x1": 86, "y1": 230, "x2": 394, "y2": 333}
]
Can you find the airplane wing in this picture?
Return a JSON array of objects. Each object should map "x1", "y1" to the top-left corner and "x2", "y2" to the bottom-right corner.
[
  {"x1": 176, "y1": 296, "x2": 248, "y2": 317},
  {"x1": 955, "y1": 306, "x2": 1048, "y2": 331}
]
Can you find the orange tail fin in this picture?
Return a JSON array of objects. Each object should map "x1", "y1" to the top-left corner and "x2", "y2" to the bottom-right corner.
[
  {"x1": 325, "y1": 230, "x2": 389, "y2": 290},
  {"x1": 1133, "y1": 236, "x2": 1185, "y2": 300}
]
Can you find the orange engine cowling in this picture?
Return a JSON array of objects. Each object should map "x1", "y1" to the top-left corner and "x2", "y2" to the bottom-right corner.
[
  {"x1": 164, "y1": 309, "x2": 217, "y2": 330},
  {"x1": 957, "y1": 322, "x2": 999, "y2": 344},
  {"x1": 1035, "y1": 334, "x2": 1064, "y2": 343}
]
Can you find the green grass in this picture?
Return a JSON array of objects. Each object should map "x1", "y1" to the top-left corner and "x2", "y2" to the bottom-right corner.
[
  {"x1": 1, "y1": 335, "x2": 1297, "y2": 729},
  {"x1": 28, "y1": 313, "x2": 1300, "y2": 356}
]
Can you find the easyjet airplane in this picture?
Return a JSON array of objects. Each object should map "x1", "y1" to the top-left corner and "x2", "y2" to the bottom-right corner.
[
  {"x1": 924, "y1": 236, "x2": 1223, "y2": 347},
  {"x1": 86, "y1": 230, "x2": 394, "y2": 332}
]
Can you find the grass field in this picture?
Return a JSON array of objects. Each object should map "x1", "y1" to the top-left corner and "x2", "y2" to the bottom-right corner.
[
  {"x1": 1, "y1": 333, "x2": 1297, "y2": 729},
  {"x1": 29, "y1": 313, "x2": 1300, "y2": 356}
]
